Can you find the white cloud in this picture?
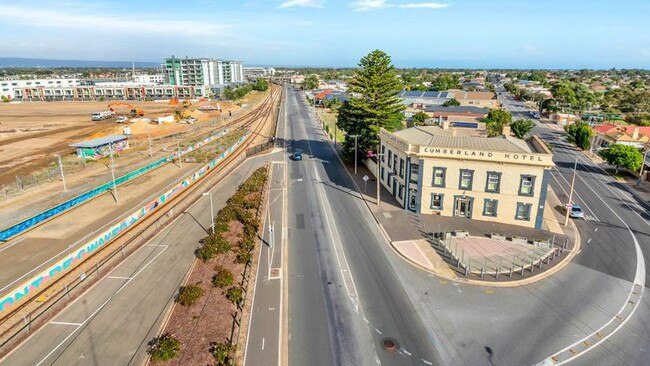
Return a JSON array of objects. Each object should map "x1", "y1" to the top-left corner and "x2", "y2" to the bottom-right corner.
[
  {"x1": 350, "y1": 0, "x2": 391, "y2": 11},
  {"x1": 279, "y1": 0, "x2": 324, "y2": 9},
  {"x1": 398, "y1": 2, "x2": 448, "y2": 9},
  {"x1": 0, "y1": 5, "x2": 232, "y2": 38}
]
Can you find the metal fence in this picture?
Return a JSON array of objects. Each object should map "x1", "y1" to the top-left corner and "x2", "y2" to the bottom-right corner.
[{"x1": 423, "y1": 228, "x2": 567, "y2": 279}]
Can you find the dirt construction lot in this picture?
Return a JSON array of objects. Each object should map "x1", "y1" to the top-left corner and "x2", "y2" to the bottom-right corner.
[{"x1": 0, "y1": 96, "x2": 260, "y2": 187}]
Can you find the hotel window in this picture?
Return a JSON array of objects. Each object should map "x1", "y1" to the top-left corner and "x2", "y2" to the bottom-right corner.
[
  {"x1": 399, "y1": 159, "x2": 405, "y2": 178},
  {"x1": 515, "y1": 203, "x2": 532, "y2": 221},
  {"x1": 485, "y1": 171, "x2": 501, "y2": 193},
  {"x1": 393, "y1": 155, "x2": 398, "y2": 172},
  {"x1": 483, "y1": 199, "x2": 498, "y2": 217},
  {"x1": 519, "y1": 175, "x2": 535, "y2": 196},
  {"x1": 387, "y1": 150, "x2": 393, "y2": 167},
  {"x1": 459, "y1": 169, "x2": 474, "y2": 190},
  {"x1": 432, "y1": 167, "x2": 446, "y2": 187},
  {"x1": 398, "y1": 184, "x2": 404, "y2": 199},
  {"x1": 381, "y1": 145, "x2": 386, "y2": 162},
  {"x1": 430, "y1": 193, "x2": 444, "y2": 210},
  {"x1": 381, "y1": 167, "x2": 385, "y2": 181},
  {"x1": 410, "y1": 163, "x2": 419, "y2": 184}
]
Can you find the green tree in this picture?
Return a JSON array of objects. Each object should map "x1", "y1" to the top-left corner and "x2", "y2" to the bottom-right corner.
[
  {"x1": 484, "y1": 109, "x2": 512, "y2": 137},
  {"x1": 564, "y1": 122, "x2": 595, "y2": 150},
  {"x1": 411, "y1": 111, "x2": 429, "y2": 125},
  {"x1": 442, "y1": 98, "x2": 460, "y2": 107},
  {"x1": 336, "y1": 50, "x2": 405, "y2": 161},
  {"x1": 430, "y1": 73, "x2": 461, "y2": 91},
  {"x1": 301, "y1": 74, "x2": 319, "y2": 90},
  {"x1": 210, "y1": 341, "x2": 235, "y2": 366},
  {"x1": 510, "y1": 119, "x2": 535, "y2": 139},
  {"x1": 600, "y1": 144, "x2": 644, "y2": 174}
]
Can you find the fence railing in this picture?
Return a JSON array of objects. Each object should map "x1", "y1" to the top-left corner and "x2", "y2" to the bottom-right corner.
[{"x1": 424, "y1": 229, "x2": 567, "y2": 279}]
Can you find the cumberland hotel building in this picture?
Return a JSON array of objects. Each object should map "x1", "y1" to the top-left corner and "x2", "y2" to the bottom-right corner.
[{"x1": 379, "y1": 126, "x2": 555, "y2": 229}]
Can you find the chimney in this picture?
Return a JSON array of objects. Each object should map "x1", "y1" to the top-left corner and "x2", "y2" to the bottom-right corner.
[
  {"x1": 502, "y1": 125, "x2": 511, "y2": 136},
  {"x1": 633, "y1": 127, "x2": 640, "y2": 139}
]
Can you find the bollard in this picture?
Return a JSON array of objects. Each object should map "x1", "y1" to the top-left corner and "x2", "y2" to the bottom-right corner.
[
  {"x1": 480, "y1": 267, "x2": 484, "y2": 278},
  {"x1": 495, "y1": 267, "x2": 499, "y2": 279},
  {"x1": 465, "y1": 266, "x2": 468, "y2": 277},
  {"x1": 520, "y1": 264, "x2": 525, "y2": 276},
  {"x1": 65, "y1": 284, "x2": 70, "y2": 299},
  {"x1": 530, "y1": 261, "x2": 534, "y2": 273},
  {"x1": 509, "y1": 266, "x2": 513, "y2": 277}
]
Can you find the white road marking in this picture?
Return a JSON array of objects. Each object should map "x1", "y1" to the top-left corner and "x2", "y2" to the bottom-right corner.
[
  {"x1": 50, "y1": 321, "x2": 82, "y2": 326},
  {"x1": 262, "y1": 337, "x2": 265, "y2": 350},
  {"x1": 422, "y1": 359, "x2": 433, "y2": 365},
  {"x1": 0, "y1": 237, "x2": 27, "y2": 253},
  {"x1": 402, "y1": 349, "x2": 412, "y2": 356},
  {"x1": 106, "y1": 276, "x2": 131, "y2": 280},
  {"x1": 375, "y1": 328, "x2": 382, "y2": 335}
]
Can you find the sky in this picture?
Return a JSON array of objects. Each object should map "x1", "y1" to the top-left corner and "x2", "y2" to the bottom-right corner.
[{"x1": 0, "y1": 0, "x2": 648, "y2": 69}]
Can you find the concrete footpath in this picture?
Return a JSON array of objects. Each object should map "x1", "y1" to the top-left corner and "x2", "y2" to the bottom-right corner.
[{"x1": 0, "y1": 152, "x2": 278, "y2": 366}]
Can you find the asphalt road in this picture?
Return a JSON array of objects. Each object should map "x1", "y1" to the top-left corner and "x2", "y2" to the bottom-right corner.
[
  {"x1": 280, "y1": 85, "x2": 442, "y2": 365},
  {"x1": 0, "y1": 153, "x2": 275, "y2": 366}
]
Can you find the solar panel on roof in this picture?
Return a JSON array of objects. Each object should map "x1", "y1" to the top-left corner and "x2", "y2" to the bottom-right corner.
[{"x1": 440, "y1": 92, "x2": 448, "y2": 98}]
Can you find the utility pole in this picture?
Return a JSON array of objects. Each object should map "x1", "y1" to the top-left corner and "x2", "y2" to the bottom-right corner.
[
  {"x1": 354, "y1": 134, "x2": 358, "y2": 174},
  {"x1": 147, "y1": 127, "x2": 153, "y2": 157},
  {"x1": 55, "y1": 154, "x2": 67, "y2": 192},
  {"x1": 637, "y1": 144, "x2": 650, "y2": 187},
  {"x1": 564, "y1": 158, "x2": 578, "y2": 226},
  {"x1": 202, "y1": 192, "x2": 214, "y2": 233},
  {"x1": 177, "y1": 141, "x2": 182, "y2": 168},
  {"x1": 376, "y1": 142, "x2": 381, "y2": 206},
  {"x1": 109, "y1": 142, "x2": 119, "y2": 203}
]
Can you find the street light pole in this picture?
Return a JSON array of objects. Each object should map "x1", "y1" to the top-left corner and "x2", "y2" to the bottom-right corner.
[
  {"x1": 354, "y1": 134, "x2": 358, "y2": 175},
  {"x1": 55, "y1": 154, "x2": 67, "y2": 192},
  {"x1": 202, "y1": 192, "x2": 214, "y2": 233},
  {"x1": 109, "y1": 142, "x2": 119, "y2": 203},
  {"x1": 564, "y1": 157, "x2": 578, "y2": 226}
]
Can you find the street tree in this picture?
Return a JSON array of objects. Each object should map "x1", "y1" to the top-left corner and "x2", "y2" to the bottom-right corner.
[
  {"x1": 600, "y1": 144, "x2": 643, "y2": 174},
  {"x1": 484, "y1": 109, "x2": 512, "y2": 137},
  {"x1": 442, "y1": 98, "x2": 460, "y2": 107},
  {"x1": 411, "y1": 111, "x2": 429, "y2": 126},
  {"x1": 510, "y1": 119, "x2": 535, "y2": 139},
  {"x1": 564, "y1": 122, "x2": 595, "y2": 150},
  {"x1": 301, "y1": 74, "x2": 319, "y2": 90},
  {"x1": 337, "y1": 50, "x2": 404, "y2": 161}
]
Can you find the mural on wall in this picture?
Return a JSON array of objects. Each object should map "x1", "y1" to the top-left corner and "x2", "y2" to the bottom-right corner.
[
  {"x1": 0, "y1": 129, "x2": 230, "y2": 242},
  {"x1": 75, "y1": 139, "x2": 129, "y2": 160},
  {"x1": 0, "y1": 131, "x2": 250, "y2": 313}
]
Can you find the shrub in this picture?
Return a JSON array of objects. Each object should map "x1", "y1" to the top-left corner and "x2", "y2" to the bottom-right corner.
[
  {"x1": 226, "y1": 286, "x2": 244, "y2": 305},
  {"x1": 196, "y1": 243, "x2": 216, "y2": 261},
  {"x1": 213, "y1": 266, "x2": 234, "y2": 288},
  {"x1": 235, "y1": 248, "x2": 253, "y2": 265},
  {"x1": 176, "y1": 284, "x2": 204, "y2": 306},
  {"x1": 148, "y1": 333, "x2": 181, "y2": 362},
  {"x1": 204, "y1": 234, "x2": 232, "y2": 254},
  {"x1": 210, "y1": 341, "x2": 235, "y2": 366}
]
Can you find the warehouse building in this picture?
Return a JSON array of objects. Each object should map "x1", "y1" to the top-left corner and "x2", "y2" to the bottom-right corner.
[{"x1": 379, "y1": 126, "x2": 554, "y2": 229}]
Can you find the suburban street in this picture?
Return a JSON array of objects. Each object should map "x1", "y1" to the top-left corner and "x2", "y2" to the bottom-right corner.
[{"x1": 250, "y1": 84, "x2": 650, "y2": 366}]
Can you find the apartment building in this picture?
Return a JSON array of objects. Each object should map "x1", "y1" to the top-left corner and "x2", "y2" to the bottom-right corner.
[{"x1": 163, "y1": 57, "x2": 244, "y2": 87}]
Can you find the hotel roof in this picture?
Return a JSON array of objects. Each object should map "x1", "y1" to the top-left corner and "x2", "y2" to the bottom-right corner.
[{"x1": 391, "y1": 126, "x2": 546, "y2": 154}]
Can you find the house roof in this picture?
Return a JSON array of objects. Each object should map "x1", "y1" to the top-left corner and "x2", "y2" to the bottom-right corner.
[
  {"x1": 423, "y1": 106, "x2": 489, "y2": 115},
  {"x1": 593, "y1": 123, "x2": 618, "y2": 134},
  {"x1": 70, "y1": 134, "x2": 129, "y2": 148},
  {"x1": 391, "y1": 126, "x2": 544, "y2": 154}
]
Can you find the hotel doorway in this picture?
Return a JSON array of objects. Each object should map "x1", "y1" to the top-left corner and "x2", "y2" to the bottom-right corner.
[{"x1": 454, "y1": 196, "x2": 473, "y2": 218}]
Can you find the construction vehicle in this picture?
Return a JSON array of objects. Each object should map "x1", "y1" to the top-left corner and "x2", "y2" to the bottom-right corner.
[{"x1": 108, "y1": 102, "x2": 145, "y2": 117}]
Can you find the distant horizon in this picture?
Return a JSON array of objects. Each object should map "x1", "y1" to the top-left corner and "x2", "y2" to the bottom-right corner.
[
  {"x1": 1, "y1": 57, "x2": 648, "y2": 72},
  {"x1": 1, "y1": 1, "x2": 649, "y2": 70}
]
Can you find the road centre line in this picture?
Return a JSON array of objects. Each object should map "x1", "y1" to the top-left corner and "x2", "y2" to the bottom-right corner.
[{"x1": 49, "y1": 321, "x2": 82, "y2": 326}]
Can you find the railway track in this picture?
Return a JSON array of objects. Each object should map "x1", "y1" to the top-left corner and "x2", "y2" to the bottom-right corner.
[
  {"x1": 0, "y1": 85, "x2": 281, "y2": 354},
  {"x1": 0, "y1": 89, "x2": 278, "y2": 242}
]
